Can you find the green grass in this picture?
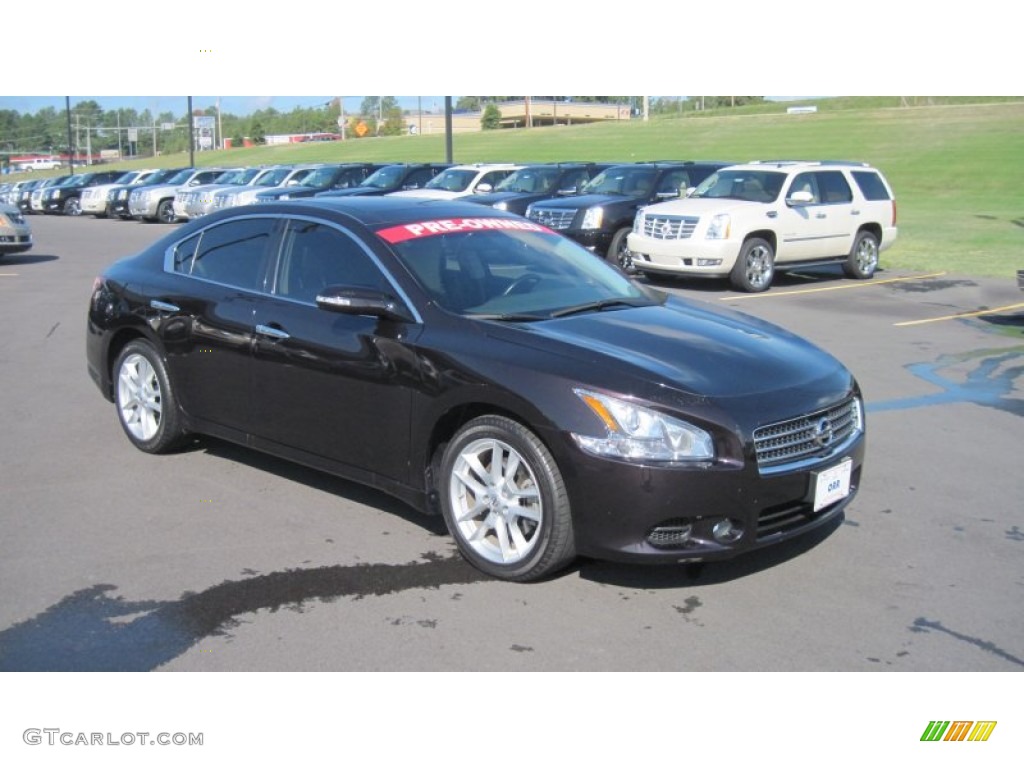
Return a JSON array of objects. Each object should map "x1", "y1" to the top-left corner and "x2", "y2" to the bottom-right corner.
[{"x1": 17, "y1": 99, "x2": 1024, "y2": 280}]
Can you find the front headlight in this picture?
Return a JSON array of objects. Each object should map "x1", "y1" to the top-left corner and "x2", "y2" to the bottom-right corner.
[
  {"x1": 572, "y1": 389, "x2": 714, "y2": 462},
  {"x1": 580, "y1": 206, "x2": 603, "y2": 230},
  {"x1": 706, "y1": 213, "x2": 730, "y2": 240},
  {"x1": 633, "y1": 208, "x2": 645, "y2": 230},
  {"x1": 52, "y1": 189, "x2": 61, "y2": 199},
  {"x1": 493, "y1": 201, "x2": 508, "y2": 211}
]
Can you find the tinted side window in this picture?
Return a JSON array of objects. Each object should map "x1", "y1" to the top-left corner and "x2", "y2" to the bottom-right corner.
[
  {"x1": 817, "y1": 171, "x2": 853, "y2": 204},
  {"x1": 275, "y1": 219, "x2": 388, "y2": 303},
  {"x1": 188, "y1": 218, "x2": 277, "y2": 291},
  {"x1": 851, "y1": 171, "x2": 892, "y2": 201},
  {"x1": 788, "y1": 172, "x2": 820, "y2": 203}
]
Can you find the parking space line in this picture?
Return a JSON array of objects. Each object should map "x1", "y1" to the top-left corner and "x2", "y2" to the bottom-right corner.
[
  {"x1": 0, "y1": 273, "x2": 19, "y2": 277},
  {"x1": 894, "y1": 302, "x2": 1024, "y2": 327},
  {"x1": 719, "y1": 272, "x2": 949, "y2": 301}
]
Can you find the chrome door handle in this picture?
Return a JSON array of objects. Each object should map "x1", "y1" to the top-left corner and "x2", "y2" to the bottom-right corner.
[
  {"x1": 150, "y1": 299, "x2": 180, "y2": 312},
  {"x1": 255, "y1": 324, "x2": 290, "y2": 340}
]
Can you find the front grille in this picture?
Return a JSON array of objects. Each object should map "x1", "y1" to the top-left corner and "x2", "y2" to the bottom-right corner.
[
  {"x1": 754, "y1": 397, "x2": 859, "y2": 469},
  {"x1": 527, "y1": 208, "x2": 576, "y2": 230},
  {"x1": 640, "y1": 214, "x2": 699, "y2": 239}
]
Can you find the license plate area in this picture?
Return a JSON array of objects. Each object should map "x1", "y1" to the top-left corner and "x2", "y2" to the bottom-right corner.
[{"x1": 812, "y1": 459, "x2": 852, "y2": 512}]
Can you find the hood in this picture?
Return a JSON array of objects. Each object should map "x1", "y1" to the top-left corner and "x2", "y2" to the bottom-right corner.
[
  {"x1": 488, "y1": 297, "x2": 849, "y2": 403},
  {"x1": 316, "y1": 187, "x2": 385, "y2": 198},
  {"x1": 387, "y1": 189, "x2": 462, "y2": 200},
  {"x1": 643, "y1": 196, "x2": 772, "y2": 216},
  {"x1": 531, "y1": 192, "x2": 636, "y2": 210}
]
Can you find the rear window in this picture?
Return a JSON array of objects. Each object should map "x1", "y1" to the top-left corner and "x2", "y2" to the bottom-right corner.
[{"x1": 851, "y1": 171, "x2": 892, "y2": 201}]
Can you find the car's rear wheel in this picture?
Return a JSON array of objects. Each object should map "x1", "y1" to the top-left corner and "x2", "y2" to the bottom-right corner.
[
  {"x1": 440, "y1": 415, "x2": 575, "y2": 581},
  {"x1": 114, "y1": 340, "x2": 187, "y2": 453},
  {"x1": 843, "y1": 230, "x2": 879, "y2": 279},
  {"x1": 608, "y1": 227, "x2": 636, "y2": 273},
  {"x1": 730, "y1": 237, "x2": 775, "y2": 292}
]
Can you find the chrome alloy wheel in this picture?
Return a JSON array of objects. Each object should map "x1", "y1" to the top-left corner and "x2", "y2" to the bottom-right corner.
[
  {"x1": 743, "y1": 242, "x2": 774, "y2": 290},
  {"x1": 117, "y1": 353, "x2": 163, "y2": 441},
  {"x1": 448, "y1": 437, "x2": 543, "y2": 565},
  {"x1": 853, "y1": 235, "x2": 878, "y2": 274}
]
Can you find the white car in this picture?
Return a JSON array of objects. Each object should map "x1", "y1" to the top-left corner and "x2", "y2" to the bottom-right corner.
[
  {"x1": 80, "y1": 169, "x2": 160, "y2": 217},
  {"x1": 208, "y1": 165, "x2": 321, "y2": 212},
  {"x1": 387, "y1": 163, "x2": 522, "y2": 200},
  {"x1": 627, "y1": 161, "x2": 899, "y2": 292}
]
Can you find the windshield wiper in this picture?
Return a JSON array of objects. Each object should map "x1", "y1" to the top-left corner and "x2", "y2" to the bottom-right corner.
[
  {"x1": 469, "y1": 312, "x2": 549, "y2": 322},
  {"x1": 549, "y1": 298, "x2": 650, "y2": 318}
]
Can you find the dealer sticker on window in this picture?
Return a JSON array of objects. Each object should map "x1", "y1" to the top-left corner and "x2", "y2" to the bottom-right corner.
[{"x1": 813, "y1": 459, "x2": 852, "y2": 512}]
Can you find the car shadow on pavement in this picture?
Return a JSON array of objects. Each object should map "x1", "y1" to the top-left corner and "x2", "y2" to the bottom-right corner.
[{"x1": 0, "y1": 253, "x2": 59, "y2": 266}]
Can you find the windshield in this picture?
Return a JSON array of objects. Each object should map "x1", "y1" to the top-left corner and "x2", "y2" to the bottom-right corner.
[
  {"x1": 114, "y1": 172, "x2": 139, "y2": 184},
  {"x1": 299, "y1": 166, "x2": 342, "y2": 188},
  {"x1": 495, "y1": 167, "x2": 559, "y2": 194},
  {"x1": 581, "y1": 167, "x2": 657, "y2": 196},
  {"x1": 362, "y1": 165, "x2": 405, "y2": 189},
  {"x1": 690, "y1": 170, "x2": 787, "y2": 202},
  {"x1": 165, "y1": 169, "x2": 196, "y2": 185},
  {"x1": 424, "y1": 169, "x2": 477, "y2": 192},
  {"x1": 60, "y1": 175, "x2": 87, "y2": 186},
  {"x1": 256, "y1": 168, "x2": 292, "y2": 187},
  {"x1": 379, "y1": 220, "x2": 655, "y2": 318},
  {"x1": 210, "y1": 169, "x2": 245, "y2": 184}
]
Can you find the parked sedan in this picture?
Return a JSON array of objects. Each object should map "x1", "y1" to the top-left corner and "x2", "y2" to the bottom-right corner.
[{"x1": 87, "y1": 198, "x2": 865, "y2": 581}]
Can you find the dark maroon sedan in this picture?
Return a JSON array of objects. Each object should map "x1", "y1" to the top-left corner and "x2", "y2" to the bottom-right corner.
[{"x1": 87, "y1": 197, "x2": 864, "y2": 581}]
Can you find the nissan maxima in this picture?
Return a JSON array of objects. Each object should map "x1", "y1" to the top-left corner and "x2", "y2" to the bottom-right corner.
[{"x1": 86, "y1": 197, "x2": 865, "y2": 581}]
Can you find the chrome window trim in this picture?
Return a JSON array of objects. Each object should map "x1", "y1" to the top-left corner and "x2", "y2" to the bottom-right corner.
[{"x1": 162, "y1": 212, "x2": 423, "y2": 324}]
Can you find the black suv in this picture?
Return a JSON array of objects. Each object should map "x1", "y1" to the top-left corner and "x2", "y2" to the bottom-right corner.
[
  {"x1": 314, "y1": 163, "x2": 452, "y2": 199},
  {"x1": 465, "y1": 163, "x2": 608, "y2": 216},
  {"x1": 525, "y1": 162, "x2": 730, "y2": 271},
  {"x1": 107, "y1": 168, "x2": 189, "y2": 220},
  {"x1": 41, "y1": 170, "x2": 125, "y2": 215},
  {"x1": 255, "y1": 163, "x2": 385, "y2": 202}
]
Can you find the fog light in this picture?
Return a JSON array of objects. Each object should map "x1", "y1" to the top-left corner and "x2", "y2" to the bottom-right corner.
[
  {"x1": 712, "y1": 518, "x2": 743, "y2": 544},
  {"x1": 648, "y1": 519, "x2": 694, "y2": 549},
  {"x1": 697, "y1": 258, "x2": 723, "y2": 267}
]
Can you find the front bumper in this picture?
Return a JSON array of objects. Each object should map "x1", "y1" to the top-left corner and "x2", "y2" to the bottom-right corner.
[
  {"x1": 0, "y1": 232, "x2": 33, "y2": 254},
  {"x1": 627, "y1": 233, "x2": 740, "y2": 276},
  {"x1": 555, "y1": 430, "x2": 865, "y2": 564},
  {"x1": 562, "y1": 228, "x2": 614, "y2": 256}
]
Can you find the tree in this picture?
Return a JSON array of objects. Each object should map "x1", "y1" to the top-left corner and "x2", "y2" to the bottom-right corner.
[{"x1": 481, "y1": 103, "x2": 502, "y2": 130}]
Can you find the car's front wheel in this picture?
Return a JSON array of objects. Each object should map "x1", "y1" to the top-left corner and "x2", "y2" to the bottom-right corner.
[
  {"x1": 63, "y1": 197, "x2": 81, "y2": 216},
  {"x1": 730, "y1": 237, "x2": 775, "y2": 292},
  {"x1": 113, "y1": 340, "x2": 187, "y2": 453},
  {"x1": 844, "y1": 230, "x2": 879, "y2": 279},
  {"x1": 156, "y1": 200, "x2": 176, "y2": 224},
  {"x1": 440, "y1": 415, "x2": 575, "y2": 581},
  {"x1": 608, "y1": 227, "x2": 636, "y2": 273}
]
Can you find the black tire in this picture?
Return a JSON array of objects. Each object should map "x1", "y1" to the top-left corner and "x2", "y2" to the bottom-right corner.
[
  {"x1": 843, "y1": 230, "x2": 879, "y2": 279},
  {"x1": 113, "y1": 340, "x2": 187, "y2": 453},
  {"x1": 156, "y1": 199, "x2": 176, "y2": 224},
  {"x1": 63, "y1": 197, "x2": 81, "y2": 216},
  {"x1": 439, "y1": 415, "x2": 575, "y2": 582},
  {"x1": 730, "y1": 237, "x2": 775, "y2": 292},
  {"x1": 608, "y1": 227, "x2": 636, "y2": 273}
]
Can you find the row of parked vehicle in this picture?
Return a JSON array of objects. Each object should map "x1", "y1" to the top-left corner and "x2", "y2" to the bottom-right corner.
[{"x1": 1, "y1": 158, "x2": 900, "y2": 291}]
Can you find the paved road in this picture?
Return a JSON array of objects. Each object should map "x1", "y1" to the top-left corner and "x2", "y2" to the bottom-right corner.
[{"x1": 1, "y1": 214, "x2": 1022, "y2": 672}]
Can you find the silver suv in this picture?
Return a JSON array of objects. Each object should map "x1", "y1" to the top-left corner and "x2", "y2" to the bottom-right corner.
[{"x1": 627, "y1": 161, "x2": 898, "y2": 292}]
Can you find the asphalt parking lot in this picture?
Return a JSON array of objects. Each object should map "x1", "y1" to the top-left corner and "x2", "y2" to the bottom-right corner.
[{"x1": 1, "y1": 214, "x2": 1022, "y2": 672}]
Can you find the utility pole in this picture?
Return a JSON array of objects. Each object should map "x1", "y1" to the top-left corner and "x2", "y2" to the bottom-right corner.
[
  {"x1": 65, "y1": 97, "x2": 74, "y2": 172},
  {"x1": 444, "y1": 97, "x2": 453, "y2": 163},
  {"x1": 187, "y1": 96, "x2": 195, "y2": 167}
]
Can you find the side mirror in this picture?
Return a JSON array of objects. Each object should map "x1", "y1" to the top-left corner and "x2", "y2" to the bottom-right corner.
[
  {"x1": 655, "y1": 189, "x2": 680, "y2": 200},
  {"x1": 556, "y1": 187, "x2": 576, "y2": 196},
  {"x1": 474, "y1": 183, "x2": 493, "y2": 194},
  {"x1": 787, "y1": 190, "x2": 815, "y2": 205},
  {"x1": 315, "y1": 286, "x2": 414, "y2": 323}
]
